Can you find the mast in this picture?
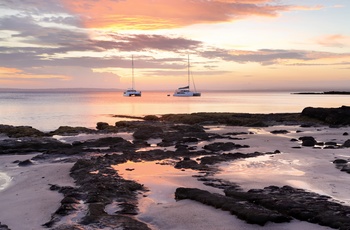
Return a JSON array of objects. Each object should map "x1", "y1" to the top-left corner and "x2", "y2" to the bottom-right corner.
[
  {"x1": 187, "y1": 54, "x2": 190, "y2": 88},
  {"x1": 132, "y1": 55, "x2": 134, "y2": 90}
]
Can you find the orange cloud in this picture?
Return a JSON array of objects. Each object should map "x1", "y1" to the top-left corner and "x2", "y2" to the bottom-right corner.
[
  {"x1": 61, "y1": 0, "x2": 296, "y2": 30},
  {"x1": 0, "y1": 67, "x2": 22, "y2": 75},
  {"x1": 0, "y1": 67, "x2": 71, "y2": 80}
]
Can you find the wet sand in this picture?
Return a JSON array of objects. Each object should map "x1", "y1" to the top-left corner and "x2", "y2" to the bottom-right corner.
[{"x1": 0, "y1": 154, "x2": 74, "y2": 230}]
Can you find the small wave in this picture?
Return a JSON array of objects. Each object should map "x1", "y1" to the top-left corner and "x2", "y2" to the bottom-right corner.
[{"x1": 0, "y1": 172, "x2": 12, "y2": 191}]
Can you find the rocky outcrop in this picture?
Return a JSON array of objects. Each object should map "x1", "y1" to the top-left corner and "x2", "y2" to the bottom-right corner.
[
  {"x1": 175, "y1": 187, "x2": 291, "y2": 226},
  {"x1": 49, "y1": 126, "x2": 96, "y2": 135},
  {"x1": 132, "y1": 125, "x2": 163, "y2": 140},
  {"x1": 301, "y1": 106, "x2": 350, "y2": 126},
  {"x1": 225, "y1": 185, "x2": 350, "y2": 229},
  {"x1": 0, "y1": 124, "x2": 45, "y2": 138},
  {"x1": 176, "y1": 185, "x2": 350, "y2": 229},
  {"x1": 0, "y1": 137, "x2": 71, "y2": 155},
  {"x1": 203, "y1": 142, "x2": 249, "y2": 152},
  {"x1": 45, "y1": 156, "x2": 151, "y2": 229}
]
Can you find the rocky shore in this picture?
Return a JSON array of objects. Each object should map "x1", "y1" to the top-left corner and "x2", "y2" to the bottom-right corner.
[{"x1": 1, "y1": 106, "x2": 350, "y2": 229}]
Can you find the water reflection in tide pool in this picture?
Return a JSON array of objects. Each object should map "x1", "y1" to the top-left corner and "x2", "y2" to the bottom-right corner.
[
  {"x1": 112, "y1": 161, "x2": 217, "y2": 205},
  {"x1": 216, "y1": 155, "x2": 306, "y2": 190}
]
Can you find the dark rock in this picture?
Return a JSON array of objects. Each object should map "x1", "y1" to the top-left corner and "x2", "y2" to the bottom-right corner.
[
  {"x1": 340, "y1": 165, "x2": 350, "y2": 173},
  {"x1": 299, "y1": 136, "x2": 317, "y2": 146},
  {"x1": 300, "y1": 124, "x2": 312, "y2": 127},
  {"x1": 96, "y1": 122, "x2": 109, "y2": 130},
  {"x1": 181, "y1": 137, "x2": 199, "y2": 143},
  {"x1": 224, "y1": 185, "x2": 350, "y2": 229},
  {"x1": 18, "y1": 159, "x2": 33, "y2": 166},
  {"x1": 270, "y1": 130, "x2": 289, "y2": 134},
  {"x1": 171, "y1": 124, "x2": 205, "y2": 133},
  {"x1": 50, "y1": 126, "x2": 96, "y2": 135},
  {"x1": 133, "y1": 125, "x2": 163, "y2": 140},
  {"x1": 175, "y1": 158, "x2": 208, "y2": 170},
  {"x1": 0, "y1": 223, "x2": 10, "y2": 230},
  {"x1": 301, "y1": 106, "x2": 350, "y2": 125},
  {"x1": 0, "y1": 137, "x2": 72, "y2": 155},
  {"x1": 175, "y1": 144, "x2": 189, "y2": 152},
  {"x1": 143, "y1": 115, "x2": 160, "y2": 121},
  {"x1": 81, "y1": 203, "x2": 107, "y2": 224},
  {"x1": 343, "y1": 132, "x2": 349, "y2": 136},
  {"x1": 325, "y1": 141, "x2": 337, "y2": 146},
  {"x1": 224, "y1": 132, "x2": 249, "y2": 136},
  {"x1": 203, "y1": 142, "x2": 249, "y2": 152},
  {"x1": 61, "y1": 196, "x2": 80, "y2": 204},
  {"x1": 175, "y1": 187, "x2": 291, "y2": 226},
  {"x1": 116, "y1": 202, "x2": 138, "y2": 215},
  {"x1": 290, "y1": 138, "x2": 298, "y2": 142},
  {"x1": 0, "y1": 124, "x2": 45, "y2": 138},
  {"x1": 333, "y1": 159, "x2": 348, "y2": 164},
  {"x1": 83, "y1": 137, "x2": 134, "y2": 150},
  {"x1": 343, "y1": 139, "x2": 350, "y2": 147}
]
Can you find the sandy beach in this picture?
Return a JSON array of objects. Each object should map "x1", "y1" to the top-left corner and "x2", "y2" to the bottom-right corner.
[
  {"x1": 0, "y1": 154, "x2": 75, "y2": 230},
  {"x1": 0, "y1": 123, "x2": 350, "y2": 229}
]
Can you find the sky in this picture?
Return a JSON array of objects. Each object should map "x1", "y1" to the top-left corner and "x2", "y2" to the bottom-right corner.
[{"x1": 0, "y1": 0, "x2": 349, "y2": 91}]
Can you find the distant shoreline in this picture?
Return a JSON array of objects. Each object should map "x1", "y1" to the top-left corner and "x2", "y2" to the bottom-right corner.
[{"x1": 292, "y1": 91, "x2": 350, "y2": 95}]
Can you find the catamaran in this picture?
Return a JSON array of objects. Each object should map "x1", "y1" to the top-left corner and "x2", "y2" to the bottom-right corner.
[
  {"x1": 123, "y1": 55, "x2": 141, "y2": 97},
  {"x1": 173, "y1": 55, "x2": 201, "y2": 97}
]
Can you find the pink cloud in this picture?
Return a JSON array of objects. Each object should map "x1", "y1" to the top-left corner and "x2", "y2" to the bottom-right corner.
[
  {"x1": 61, "y1": 0, "x2": 305, "y2": 29},
  {"x1": 316, "y1": 34, "x2": 350, "y2": 48}
]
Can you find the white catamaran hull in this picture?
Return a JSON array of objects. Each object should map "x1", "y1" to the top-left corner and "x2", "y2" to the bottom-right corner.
[
  {"x1": 123, "y1": 89, "x2": 141, "y2": 97},
  {"x1": 173, "y1": 90, "x2": 201, "y2": 97}
]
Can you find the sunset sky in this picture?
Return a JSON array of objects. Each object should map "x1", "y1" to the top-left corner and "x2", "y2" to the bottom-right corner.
[{"x1": 0, "y1": 0, "x2": 349, "y2": 91}]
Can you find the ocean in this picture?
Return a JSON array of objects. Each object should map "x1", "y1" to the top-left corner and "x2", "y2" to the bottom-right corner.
[{"x1": 0, "y1": 89, "x2": 349, "y2": 131}]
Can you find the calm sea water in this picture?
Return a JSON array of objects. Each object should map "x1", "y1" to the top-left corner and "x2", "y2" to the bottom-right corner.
[{"x1": 0, "y1": 90, "x2": 349, "y2": 131}]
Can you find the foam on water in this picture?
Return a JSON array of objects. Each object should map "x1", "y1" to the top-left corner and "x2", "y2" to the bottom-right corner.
[{"x1": 0, "y1": 172, "x2": 11, "y2": 191}]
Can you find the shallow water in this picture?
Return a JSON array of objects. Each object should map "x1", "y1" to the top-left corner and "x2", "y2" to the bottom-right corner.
[{"x1": 113, "y1": 159, "x2": 333, "y2": 230}]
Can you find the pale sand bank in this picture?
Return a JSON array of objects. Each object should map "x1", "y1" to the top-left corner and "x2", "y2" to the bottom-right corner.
[{"x1": 0, "y1": 154, "x2": 75, "y2": 230}]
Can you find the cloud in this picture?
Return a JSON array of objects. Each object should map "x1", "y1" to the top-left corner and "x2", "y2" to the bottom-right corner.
[
  {"x1": 108, "y1": 34, "x2": 202, "y2": 51},
  {"x1": 316, "y1": 34, "x2": 350, "y2": 48},
  {"x1": 0, "y1": 67, "x2": 70, "y2": 80},
  {"x1": 61, "y1": 0, "x2": 308, "y2": 30},
  {"x1": 200, "y1": 48, "x2": 350, "y2": 66}
]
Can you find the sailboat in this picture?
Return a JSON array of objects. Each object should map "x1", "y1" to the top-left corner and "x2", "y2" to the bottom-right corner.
[
  {"x1": 173, "y1": 55, "x2": 201, "y2": 97},
  {"x1": 123, "y1": 55, "x2": 141, "y2": 97}
]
